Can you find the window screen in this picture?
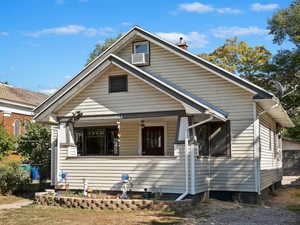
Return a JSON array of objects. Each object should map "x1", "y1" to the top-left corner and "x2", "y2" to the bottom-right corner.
[
  {"x1": 195, "y1": 121, "x2": 231, "y2": 157},
  {"x1": 109, "y1": 75, "x2": 128, "y2": 93}
]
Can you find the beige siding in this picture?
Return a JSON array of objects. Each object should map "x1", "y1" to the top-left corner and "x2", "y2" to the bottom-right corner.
[
  {"x1": 257, "y1": 105, "x2": 282, "y2": 190},
  {"x1": 58, "y1": 147, "x2": 186, "y2": 194},
  {"x1": 117, "y1": 39, "x2": 256, "y2": 192},
  {"x1": 56, "y1": 66, "x2": 184, "y2": 117}
]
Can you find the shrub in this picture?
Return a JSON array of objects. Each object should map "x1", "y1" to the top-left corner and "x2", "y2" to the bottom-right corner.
[
  {"x1": 0, "y1": 124, "x2": 15, "y2": 159},
  {"x1": 16, "y1": 122, "x2": 51, "y2": 181},
  {"x1": 0, "y1": 158, "x2": 30, "y2": 195}
]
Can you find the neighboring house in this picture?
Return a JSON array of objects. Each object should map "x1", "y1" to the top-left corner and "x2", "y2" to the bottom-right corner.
[
  {"x1": 0, "y1": 83, "x2": 47, "y2": 137},
  {"x1": 282, "y1": 138, "x2": 300, "y2": 177},
  {"x1": 34, "y1": 26, "x2": 293, "y2": 201}
]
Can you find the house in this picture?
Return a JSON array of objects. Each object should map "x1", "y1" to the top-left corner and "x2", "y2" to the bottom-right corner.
[
  {"x1": 0, "y1": 83, "x2": 47, "y2": 136},
  {"x1": 33, "y1": 26, "x2": 293, "y2": 201}
]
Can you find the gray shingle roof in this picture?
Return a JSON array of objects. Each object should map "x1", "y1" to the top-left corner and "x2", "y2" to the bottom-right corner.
[{"x1": 0, "y1": 83, "x2": 48, "y2": 106}]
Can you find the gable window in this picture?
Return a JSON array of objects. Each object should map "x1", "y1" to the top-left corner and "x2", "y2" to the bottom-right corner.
[
  {"x1": 109, "y1": 75, "x2": 128, "y2": 93},
  {"x1": 132, "y1": 41, "x2": 150, "y2": 66},
  {"x1": 195, "y1": 121, "x2": 231, "y2": 157},
  {"x1": 133, "y1": 41, "x2": 149, "y2": 54}
]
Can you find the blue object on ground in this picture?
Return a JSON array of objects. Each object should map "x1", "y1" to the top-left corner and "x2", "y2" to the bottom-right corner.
[
  {"x1": 20, "y1": 164, "x2": 31, "y2": 177},
  {"x1": 31, "y1": 166, "x2": 40, "y2": 180}
]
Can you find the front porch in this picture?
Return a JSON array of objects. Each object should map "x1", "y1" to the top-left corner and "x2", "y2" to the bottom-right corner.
[{"x1": 52, "y1": 111, "x2": 230, "y2": 195}]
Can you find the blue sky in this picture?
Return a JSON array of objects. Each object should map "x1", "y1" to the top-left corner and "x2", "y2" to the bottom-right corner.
[{"x1": 0, "y1": 0, "x2": 293, "y2": 94}]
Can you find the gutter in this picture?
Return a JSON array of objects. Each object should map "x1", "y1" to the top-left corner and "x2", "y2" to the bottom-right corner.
[{"x1": 176, "y1": 116, "x2": 213, "y2": 201}]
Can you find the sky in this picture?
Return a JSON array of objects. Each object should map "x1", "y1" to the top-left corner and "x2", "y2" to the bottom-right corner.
[{"x1": 0, "y1": 0, "x2": 293, "y2": 95}]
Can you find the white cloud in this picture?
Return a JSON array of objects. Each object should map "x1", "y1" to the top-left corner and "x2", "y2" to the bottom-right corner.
[
  {"x1": 121, "y1": 22, "x2": 132, "y2": 26},
  {"x1": 178, "y1": 2, "x2": 241, "y2": 14},
  {"x1": 179, "y1": 2, "x2": 214, "y2": 13},
  {"x1": 26, "y1": 25, "x2": 114, "y2": 37},
  {"x1": 251, "y1": 3, "x2": 279, "y2": 11},
  {"x1": 64, "y1": 75, "x2": 72, "y2": 79},
  {"x1": 40, "y1": 88, "x2": 57, "y2": 95},
  {"x1": 217, "y1": 8, "x2": 242, "y2": 14},
  {"x1": 156, "y1": 31, "x2": 208, "y2": 49},
  {"x1": 211, "y1": 26, "x2": 268, "y2": 38},
  {"x1": 0, "y1": 32, "x2": 8, "y2": 36}
]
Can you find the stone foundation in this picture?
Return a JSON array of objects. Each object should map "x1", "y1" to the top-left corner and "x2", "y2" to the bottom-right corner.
[{"x1": 34, "y1": 192, "x2": 193, "y2": 211}]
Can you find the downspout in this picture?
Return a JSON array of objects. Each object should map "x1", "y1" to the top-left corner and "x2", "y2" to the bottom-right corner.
[{"x1": 176, "y1": 115, "x2": 213, "y2": 201}]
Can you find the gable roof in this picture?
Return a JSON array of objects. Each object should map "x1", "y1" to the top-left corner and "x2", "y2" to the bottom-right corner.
[
  {"x1": 0, "y1": 83, "x2": 47, "y2": 107},
  {"x1": 34, "y1": 26, "x2": 293, "y2": 127},
  {"x1": 35, "y1": 26, "x2": 275, "y2": 115},
  {"x1": 34, "y1": 54, "x2": 228, "y2": 121}
]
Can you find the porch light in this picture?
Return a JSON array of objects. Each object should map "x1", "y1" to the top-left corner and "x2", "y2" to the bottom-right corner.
[{"x1": 140, "y1": 120, "x2": 145, "y2": 128}]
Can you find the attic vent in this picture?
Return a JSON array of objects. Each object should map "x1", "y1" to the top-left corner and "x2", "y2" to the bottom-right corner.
[{"x1": 132, "y1": 53, "x2": 149, "y2": 65}]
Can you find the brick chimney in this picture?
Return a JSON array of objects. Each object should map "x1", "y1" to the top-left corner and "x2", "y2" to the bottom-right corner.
[{"x1": 176, "y1": 37, "x2": 188, "y2": 50}]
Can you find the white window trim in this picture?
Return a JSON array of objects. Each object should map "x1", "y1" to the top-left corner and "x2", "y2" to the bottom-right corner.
[
  {"x1": 138, "y1": 122, "x2": 167, "y2": 156},
  {"x1": 133, "y1": 41, "x2": 149, "y2": 54}
]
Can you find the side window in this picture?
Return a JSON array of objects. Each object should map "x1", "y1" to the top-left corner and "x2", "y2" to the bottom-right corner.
[
  {"x1": 13, "y1": 119, "x2": 21, "y2": 136},
  {"x1": 195, "y1": 121, "x2": 231, "y2": 157}
]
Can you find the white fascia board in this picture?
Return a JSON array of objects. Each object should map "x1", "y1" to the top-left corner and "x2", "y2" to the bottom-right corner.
[
  {"x1": 34, "y1": 28, "x2": 137, "y2": 113},
  {"x1": 254, "y1": 98, "x2": 294, "y2": 128},
  {"x1": 34, "y1": 57, "x2": 112, "y2": 120},
  {"x1": 0, "y1": 98, "x2": 35, "y2": 109},
  {"x1": 0, "y1": 105, "x2": 33, "y2": 116}
]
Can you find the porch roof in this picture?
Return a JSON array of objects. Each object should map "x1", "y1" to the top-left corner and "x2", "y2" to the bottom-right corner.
[{"x1": 34, "y1": 54, "x2": 228, "y2": 122}]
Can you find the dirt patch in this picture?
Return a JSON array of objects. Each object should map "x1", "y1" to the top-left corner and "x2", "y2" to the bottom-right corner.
[
  {"x1": 264, "y1": 186, "x2": 300, "y2": 208},
  {"x1": 0, "y1": 196, "x2": 25, "y2": 205}
]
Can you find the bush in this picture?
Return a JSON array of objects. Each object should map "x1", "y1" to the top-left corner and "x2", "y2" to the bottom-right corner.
[
  {"x1": 0, "y1": 124, "x2": 15, "y2": 159},
  {"x1": 16, "y1": 122, "x2": 51, "y2": 181},
  {"x1": 0, "y1": 158, "x2": 30, "y2": 195}
]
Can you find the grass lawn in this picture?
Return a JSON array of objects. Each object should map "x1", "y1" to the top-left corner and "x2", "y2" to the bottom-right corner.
[
  {"x1": 0, "y1": 195, "x2": 25, "y2": 205},
  {"x1": 0, "y1": 206, "x2": 183, "y2": 225}
]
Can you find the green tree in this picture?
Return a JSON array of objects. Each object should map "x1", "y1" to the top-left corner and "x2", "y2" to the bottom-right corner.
[
  {"x1": 199, "y1": 37, "x2": 272, "y2": 88},
  {"x1": 86, "y1": 34, "x2": 123, "y2": 65},
  {"x1": 0, "y1": 124, "x2": 15, "y2": 159},
  {"x1": 268, "y1": 0, "x2": 300, "y2": 46},
  {"x1": 16, "y1": 122, "x2": 51, "y2": 180},
  {"x1": 267, "y1": 0, "x2": 300, "y2": 115}
]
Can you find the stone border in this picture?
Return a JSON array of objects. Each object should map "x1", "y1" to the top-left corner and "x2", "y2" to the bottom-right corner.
[{"x1": 34, "y1": 192, "x2": 193, "y2": 211}]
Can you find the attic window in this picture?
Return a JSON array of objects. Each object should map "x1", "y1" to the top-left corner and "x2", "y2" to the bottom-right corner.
[
  {"x1": 133, "y1": 41, "x2": 149, "y2": 54},
  {"x1": 132, "y1": 41, "x2": 150, "y2": 66},
  {"x1": 109, "y1": 75, "x2": 128, "y2": 93}
]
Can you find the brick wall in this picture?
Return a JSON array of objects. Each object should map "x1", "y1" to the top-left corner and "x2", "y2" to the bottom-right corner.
[{"x1": 0, "y1": 111, "x2": 33, "y2": 136}]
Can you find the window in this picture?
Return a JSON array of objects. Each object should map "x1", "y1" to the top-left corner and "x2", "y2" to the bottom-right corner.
[
  {"x1": 13, "y1": 119, "x2": 21, "y2": 136},
  {"x1": 133, "y1": 41, "x2": 149, "y2": 54},
  {"x1": 195, "y1": 121, "x2": 231, "y2": 157},
  {"x1": 132, "y1": 41, "x2": 150, "y2": 66},
  {"x1": 109, "y1": 75, "x2": 128, "y2": 93},
  {"x1": 74, "y1": 127, "x2": 119, "y2": 156}
]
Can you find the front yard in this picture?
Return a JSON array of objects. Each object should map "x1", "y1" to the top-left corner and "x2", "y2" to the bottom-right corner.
[
  {"x1": 0, "y1": 207, "x2": 181, "y2": 225},
  {"x1": 0, "y1": 186, "x2": 300, "y2": 225}
]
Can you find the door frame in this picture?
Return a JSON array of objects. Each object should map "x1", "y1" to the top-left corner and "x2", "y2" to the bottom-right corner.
[{"x1": 138, "y1": 122, "x2": 167, "y2": 156}]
